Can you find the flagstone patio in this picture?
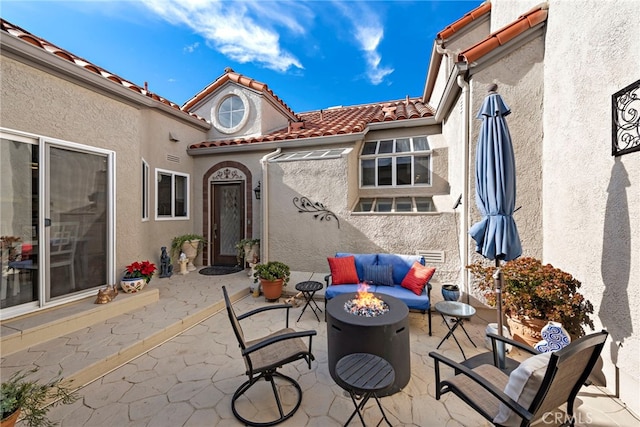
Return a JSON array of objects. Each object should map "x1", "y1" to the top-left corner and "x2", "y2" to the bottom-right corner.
[{"x1": 1, "y1": 269, "x2": 637, "y2": 426}]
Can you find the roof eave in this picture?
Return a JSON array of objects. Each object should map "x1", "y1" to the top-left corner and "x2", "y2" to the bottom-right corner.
[
  {"x1": 433, "y1": 63, "x2": 467, "y2": 123},
  {"x1": 1, "y1": 35, "x2": 210, "y2": 129},
  {"x1": 422, "y1": 40, "x2": 444, "y2": 103},
  {"x1": 187, "y1": 132, "x2": 368, "y2": 156},
  {"x1": 465, "y1": 22, "x2": 546, "y2": 77}
]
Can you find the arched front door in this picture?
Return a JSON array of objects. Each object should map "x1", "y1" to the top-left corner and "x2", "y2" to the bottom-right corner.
[{"x1": 211, "y1": 181, "x2": 244, "y2": 266}]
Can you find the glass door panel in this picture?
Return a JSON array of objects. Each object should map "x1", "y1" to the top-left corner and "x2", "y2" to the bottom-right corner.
[
  {"x1": 48, "y1": 147, "x2": 108, "y2": 299},
  {"x1": 213, "y1": 182, "x2": 243, "y2": 266},
  {"x1": 1, "y1": 137, "x2": 39, "y2": 309}
]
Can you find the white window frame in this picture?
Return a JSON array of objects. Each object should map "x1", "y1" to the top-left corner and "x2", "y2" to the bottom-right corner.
[
  {"x1": 359, "y1": 136, "x2": 432, "y2": 188},
  {"x1": 211, "y1": 90, "x2": 250, "y2": 134},
  {"x1": 142, "y1": 159, "x2": 149, "y2": 221},
  {"x1": 352, "y1": 196, "x2": 436, "y2": 214},
  {"x1": 155, "y1": 168, "x2": 189, "y2": 220}
]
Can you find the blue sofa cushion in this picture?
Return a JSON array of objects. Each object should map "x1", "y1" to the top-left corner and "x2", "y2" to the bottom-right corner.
[
  {"x1": 377, "y1": 285, "x2": 430, "y2": 311},
  {"x1": 377, "y1": 253, "x2": 424, "y2": 285},
  {"x1": 336, "y1": 252, "x2": 377, "y2": 281},
  {"x1": 363, "y1": 264, "x2": 394, "y2": 286},
  {"x1": 325, "y1": 284, "x2": 371, "y2": 300}
]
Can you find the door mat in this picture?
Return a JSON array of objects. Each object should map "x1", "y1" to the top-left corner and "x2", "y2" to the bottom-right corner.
[{"x1": 198, "y1": 265, "x2": 244, "y2": 276}]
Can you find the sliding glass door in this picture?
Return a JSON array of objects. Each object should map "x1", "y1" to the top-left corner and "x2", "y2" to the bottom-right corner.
[
  {"x1": 1, "y1": 131, "x2": 112, "y2": 314},
  {"x1": 1, "y1": 135, "x2": 39, "y2": 309}
]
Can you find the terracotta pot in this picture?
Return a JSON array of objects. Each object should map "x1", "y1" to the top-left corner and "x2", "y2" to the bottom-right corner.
[
  {"x1": 506, "y1": 316, "x2": 546, "y2": 347},
  {"x1": 260, "y1": 278, "x2": 284, "y2": 301},
  {"x1": 1, "y1": 409, "x2": 20, "y2": 427}
]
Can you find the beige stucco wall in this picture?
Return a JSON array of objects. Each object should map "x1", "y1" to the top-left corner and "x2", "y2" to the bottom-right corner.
[
  {"x1": 541, "y1": 0, "x2": 640, "y2": 414},
  {"x1": 189, "y1": 83, "x2": 290, "y2": 141},
  {"x1": 1, "y1": 54, "x2": 208, "y2": 284},
  {"x1": 466, "y1": 34, "x2": 545, "y2": 275},
  {"x1": 264, "y1": 147, "x2": 461, "y2": 282}
]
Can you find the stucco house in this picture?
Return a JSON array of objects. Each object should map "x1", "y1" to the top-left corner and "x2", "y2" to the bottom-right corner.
[{"x1": 1, "y1": 0, "x2": 638, "y2": 416}]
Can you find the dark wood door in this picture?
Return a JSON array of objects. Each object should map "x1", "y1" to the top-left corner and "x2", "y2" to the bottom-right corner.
[{"x1": 212, "y1": 182, "x2": 244, "y2": 266}]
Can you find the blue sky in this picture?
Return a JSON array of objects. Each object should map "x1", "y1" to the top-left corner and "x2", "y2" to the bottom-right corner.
[{"x1": 2, "y1": 1, "x2": 480, "y2": 113}]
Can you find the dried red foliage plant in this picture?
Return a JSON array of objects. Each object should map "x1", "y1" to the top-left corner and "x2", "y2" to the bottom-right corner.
[{"x1": 467, "y1": 257, "x2": 594, "y2": 338}]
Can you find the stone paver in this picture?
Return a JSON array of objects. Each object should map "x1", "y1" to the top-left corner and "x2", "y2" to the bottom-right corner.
[{"x1": 2, "y1": 269, "x2": 638, "y2": 426}]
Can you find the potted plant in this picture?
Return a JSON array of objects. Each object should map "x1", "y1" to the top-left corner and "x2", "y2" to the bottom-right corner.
[
  {"x1": 1, "y1": 368, "x2": 79, "y2": 427},
  {"x1": 235, "y1": 238, "x2": 260, "y2": 267},
  {"x1": 467, "y1": 257, "x2": 594, "y2": 345},
  {"x1": 120, "y1": 260, "x2": 157, "y2": 293},
  {"x1": 253, "y1": 261, "x2": 290, "y2": 300},
  {"x1": 170, "y1": 234, "x2": 206, "y2": 271}
]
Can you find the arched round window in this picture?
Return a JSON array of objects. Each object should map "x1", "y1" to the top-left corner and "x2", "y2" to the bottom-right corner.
[{"x1": 218, "y1": 95, "x2": 245, "y2": 129}]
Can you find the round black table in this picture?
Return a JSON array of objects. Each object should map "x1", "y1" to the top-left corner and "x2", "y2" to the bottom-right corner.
[
  {"x1": 295, "y1": 281, "x2": 323, "y2": 321},
  {"x1": 335, "y1": 353, "x2": 395, "y2": 426}
]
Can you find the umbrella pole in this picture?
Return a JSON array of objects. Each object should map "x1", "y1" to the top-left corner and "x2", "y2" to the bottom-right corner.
[{"x1": 493, "y1": 260, "x2": 506, "y2": 369}]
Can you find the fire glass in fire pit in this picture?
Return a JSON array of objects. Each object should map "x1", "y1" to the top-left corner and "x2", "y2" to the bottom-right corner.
[{"x1": 344, "y1": 283, "x2": 389, "y2": 317}]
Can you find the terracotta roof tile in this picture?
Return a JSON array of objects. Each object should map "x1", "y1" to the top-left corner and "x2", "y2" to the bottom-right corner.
[
  {"x1": 458, "y1": 4, "x2": 548, "y2": 63},
  {"x1": 188, "y1": 99, "x2": 434, "y2": 150},
  {"x1": 181, "y1": 67, "x2": 298, "y2": 120},
  {"x1": 437, "y1": 1, "x2": 491, "y2": 42},
  {"x1": 0, "y1": 18, "x2": 206, "y2": 123}
]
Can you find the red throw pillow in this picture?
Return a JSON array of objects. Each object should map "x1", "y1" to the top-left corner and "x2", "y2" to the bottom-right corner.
[
  {"x1": 327, "y1": 256, "x2": 359, "y2": 285},
  {"x1": 401, "y1": 262, "x2": 436, "y2": 295}
]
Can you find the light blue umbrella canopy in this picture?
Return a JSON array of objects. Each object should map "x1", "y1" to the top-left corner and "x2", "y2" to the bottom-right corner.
[{"x1": 469, "y1": 90, "x2": 522, "y2": 261}]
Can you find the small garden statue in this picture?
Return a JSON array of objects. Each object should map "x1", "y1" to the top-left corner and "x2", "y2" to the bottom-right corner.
[
  {"x1": 159, "y1": 246, "x2": 173, "y2": 278},
  {"x1": 178, "y1": 252, "x2": 189, "y2": 275}
]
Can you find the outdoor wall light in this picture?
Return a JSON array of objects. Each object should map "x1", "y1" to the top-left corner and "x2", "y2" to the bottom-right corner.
[{"x1": 253, "y1": 181, "x2": 261, "y2": 200}]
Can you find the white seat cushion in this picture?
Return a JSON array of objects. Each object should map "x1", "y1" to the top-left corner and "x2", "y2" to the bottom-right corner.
[{"x1": 493, "y1": 351, "x2": 552, "y2": 426}]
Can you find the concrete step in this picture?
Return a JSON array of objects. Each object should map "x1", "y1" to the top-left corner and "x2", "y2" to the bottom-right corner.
[{"x1": 0, "y1": 272, "x2": 252, "y2": 393}]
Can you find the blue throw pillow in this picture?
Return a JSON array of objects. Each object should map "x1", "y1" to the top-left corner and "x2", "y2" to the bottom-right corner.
[{"x1": 363, "y1": 264, "x2": 394, "y2": 286}]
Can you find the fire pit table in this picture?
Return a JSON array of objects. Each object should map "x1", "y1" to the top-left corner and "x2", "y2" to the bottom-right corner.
[{"x1": 327, "y1": 292, "x2": 410, "y2": 395}]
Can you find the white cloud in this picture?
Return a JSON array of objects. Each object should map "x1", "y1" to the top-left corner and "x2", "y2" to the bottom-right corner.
[
  {"x1": 183, "y1": 42, "x2": 200, "y2": 53},
  {"x1": 140, "y1": 0, "x2": 307, "y2": 72},
  {"x1": 332, "y1": 1, "x2": 394, "y2": 85}
]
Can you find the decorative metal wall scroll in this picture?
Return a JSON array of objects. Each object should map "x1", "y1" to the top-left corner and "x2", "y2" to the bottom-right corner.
[
  {"x1": 612, "y1": 79, "x2": 640, "y2": 156},
  {"x1": 293, "y1": 197, "x2": 340, "y2": 228}
]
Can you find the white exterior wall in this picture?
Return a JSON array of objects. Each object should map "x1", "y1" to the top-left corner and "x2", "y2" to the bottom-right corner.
[{"x1": 542, "y1": 0, "x2": 640, "y2": 414}]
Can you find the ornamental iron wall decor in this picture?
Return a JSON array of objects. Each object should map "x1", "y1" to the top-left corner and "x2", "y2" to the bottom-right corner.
[
  {"x1": 612, "y1": 79, "x2": 640, "y2": 156},
  {"x1": 293, "y1": 197, "x2": 340, "y2": 228}
]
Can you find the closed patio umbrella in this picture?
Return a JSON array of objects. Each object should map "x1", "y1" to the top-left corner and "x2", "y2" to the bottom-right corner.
[{"x1": 469, "y1": 84, "x2": 522, "y2": 367}]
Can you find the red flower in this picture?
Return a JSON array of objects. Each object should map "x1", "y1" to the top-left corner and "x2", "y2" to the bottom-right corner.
[{"x1": 124, "y1": 260, "x2": 157, "y2": 283}]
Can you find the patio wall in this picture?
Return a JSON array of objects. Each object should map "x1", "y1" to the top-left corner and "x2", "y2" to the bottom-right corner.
[
  {"x1": 541, "y1": 0, "x2": 640, "y2": 415},
  {"x1": 264, "y1": 138, "x2": 461, "y2": 282}
]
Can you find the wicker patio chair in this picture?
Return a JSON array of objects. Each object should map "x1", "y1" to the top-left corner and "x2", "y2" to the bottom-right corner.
[
  {"x1": 429, "y1": 330, "x2": 608, "y2": 427},
  {"x1": 222, "y1": 286, "x2": 317, "y2": 426}
]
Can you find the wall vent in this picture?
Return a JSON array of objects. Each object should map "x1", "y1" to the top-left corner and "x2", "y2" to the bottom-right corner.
[
  {"x1": 166, "y1": 154, "x2": 180, "y2": 163},
  {"x1": 416, "y1": 250, "x2": 445, "y2": 264}
]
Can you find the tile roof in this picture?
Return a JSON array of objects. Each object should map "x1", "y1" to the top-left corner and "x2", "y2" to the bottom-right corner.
[
  {"x1": 0, "y1": 18, "x2": 206, "y2": 123},
  {"x1": 458, "y1": 3, "x2": 548, "y2": 63},
  {"x1": 182, "y1": 68, "x2": 297, "y2": 120},
  {"x1": 437, "y1": 1, "x2": 492, "y2": 42},
  {"x1": 188, "y1": 97, "x2": 434, "y2": 150}
]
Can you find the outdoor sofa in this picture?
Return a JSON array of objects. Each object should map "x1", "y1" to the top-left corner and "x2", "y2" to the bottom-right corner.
[{"x1": 324, "y1": 252, "x2": 435, "y2": 335}]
